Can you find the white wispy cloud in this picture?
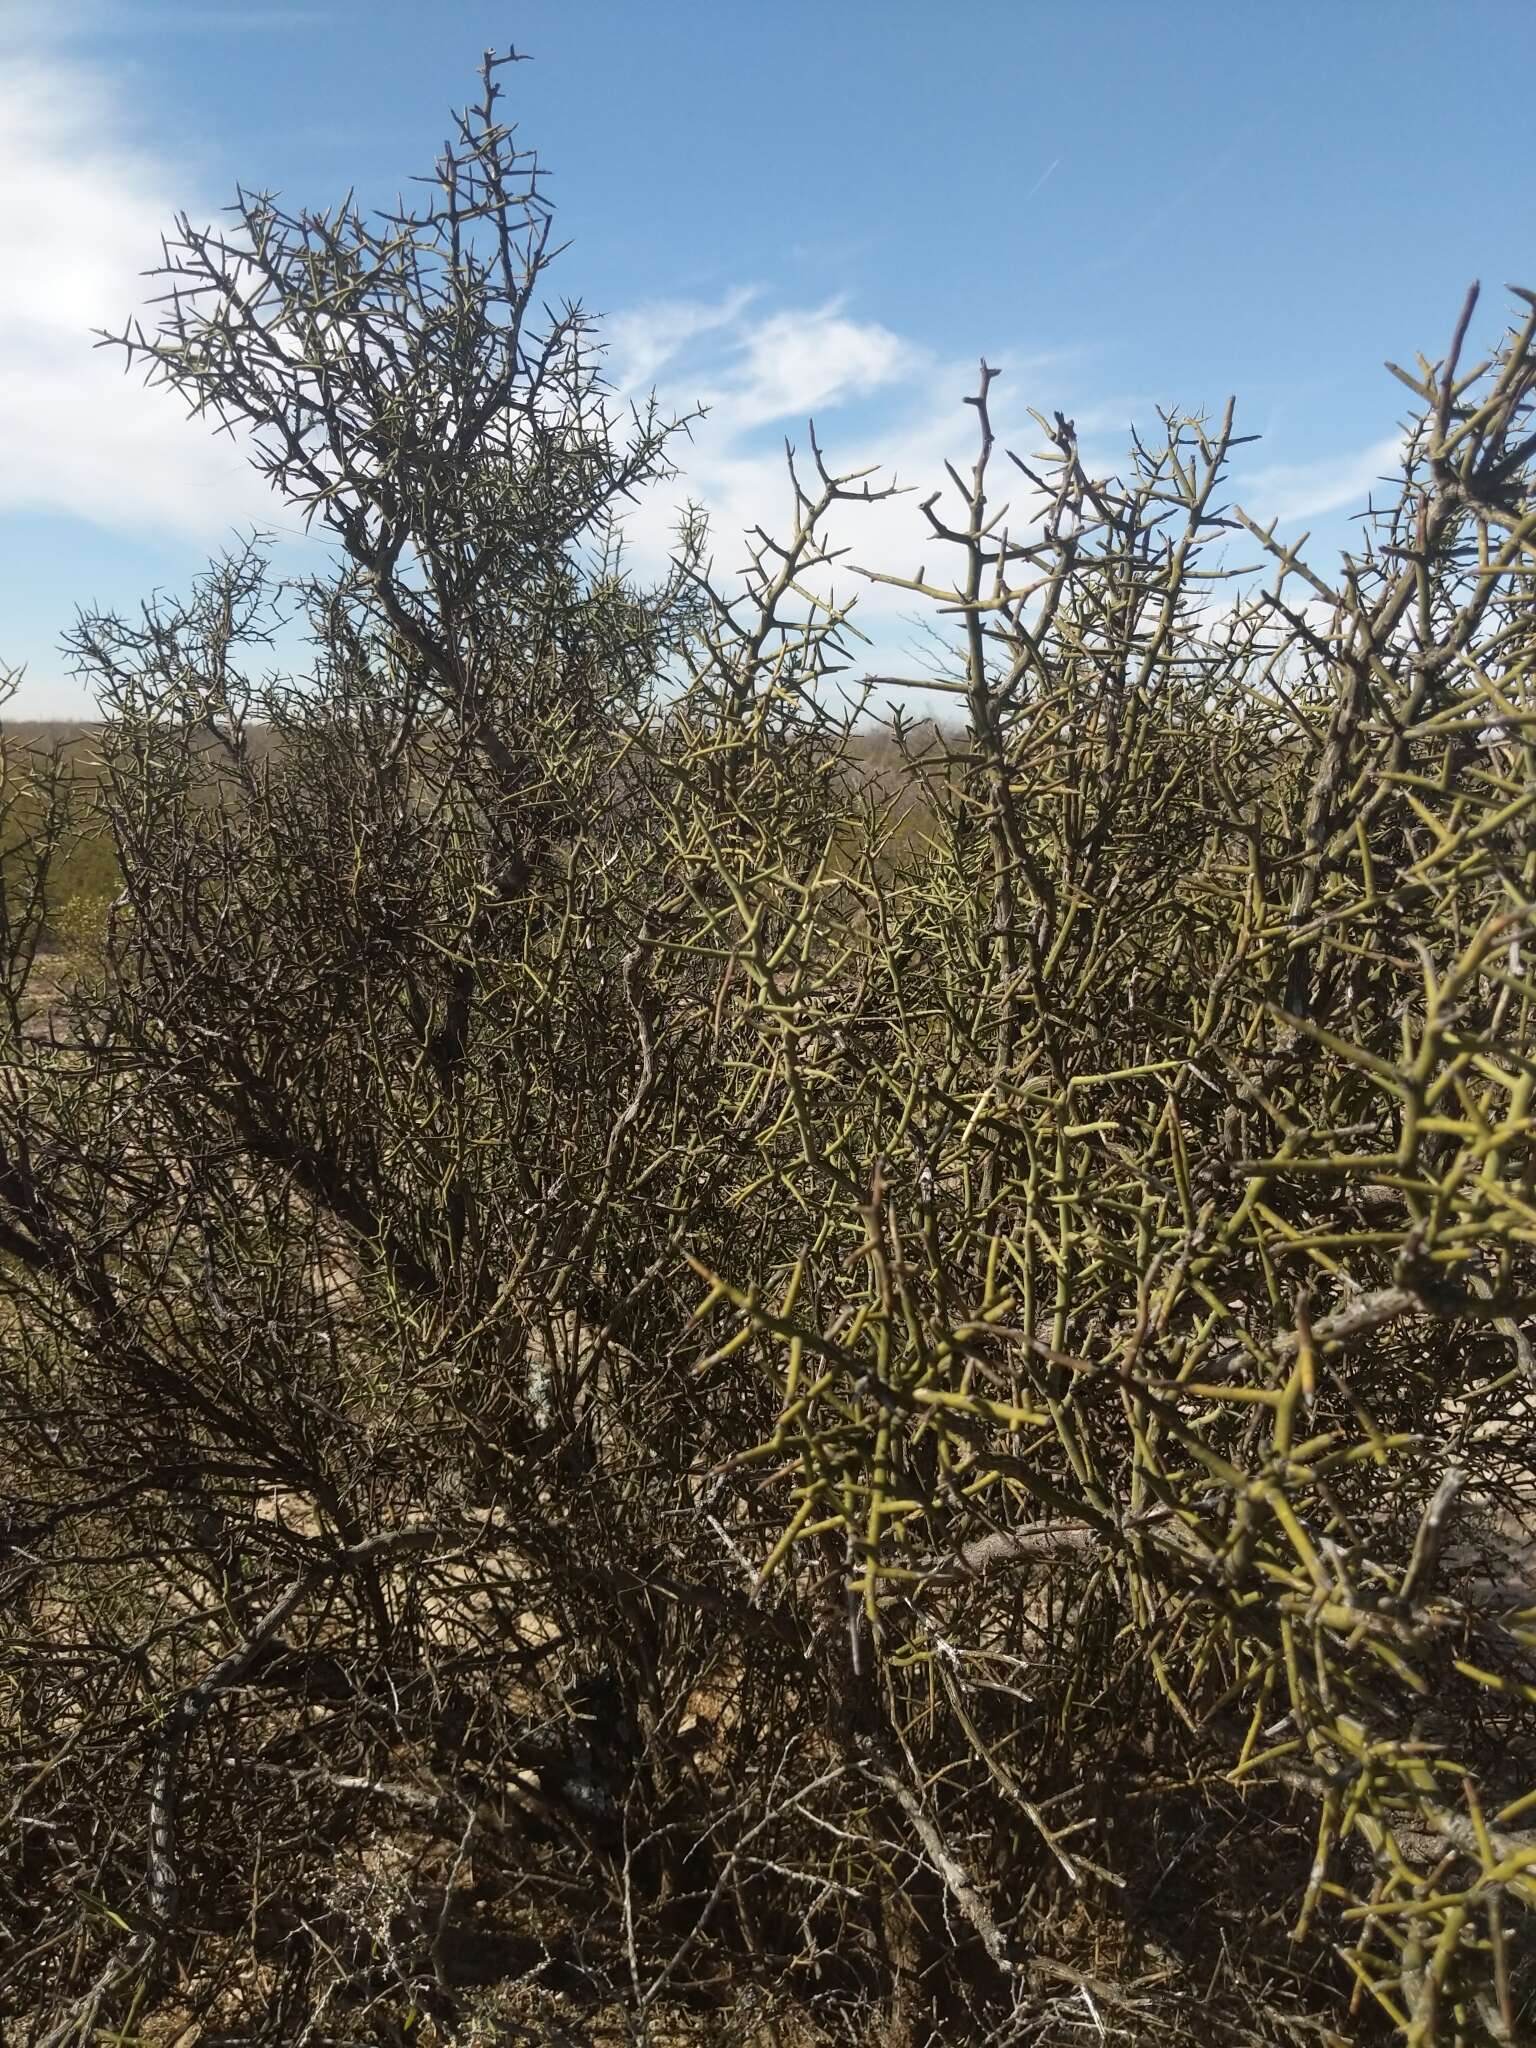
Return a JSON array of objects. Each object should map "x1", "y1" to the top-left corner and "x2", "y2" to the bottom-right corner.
[
  {"x1": 605, "y1": 290, "x2": 762, "y2": 394},
  {"x1": 1238, "y1": 433, "x2": 1405, "y2": 526},
  {"x1": 0, "y1": 47, "x2": 278, "y2": 540},
  {"x1": 603, "y1": 296, "x2": 1109, "y2": 685},
  {"x1": 697, "y1": 303, "x2": 922, "y2": 434}
]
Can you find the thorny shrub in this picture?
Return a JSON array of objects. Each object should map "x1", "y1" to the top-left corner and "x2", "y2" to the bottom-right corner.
[{"x1": 2, "y1": 53, "x2": 1534, "y2": 2048}]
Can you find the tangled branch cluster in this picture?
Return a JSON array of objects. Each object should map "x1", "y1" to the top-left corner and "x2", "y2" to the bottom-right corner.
[{"x1": 2, "y1": 56, "x2": 1534, "y2": 2048}]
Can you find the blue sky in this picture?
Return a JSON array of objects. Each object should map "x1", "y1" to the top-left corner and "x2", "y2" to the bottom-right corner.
[{"x1": 2, "y1": 0, "x2": 1532, "y2": 714}]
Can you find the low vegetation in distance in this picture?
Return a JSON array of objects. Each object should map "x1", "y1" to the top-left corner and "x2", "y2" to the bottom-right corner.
[
  {"x1": 2, "y1": 52, "x2": 1534, "y2": 2048},
  {"x1": 2, "y1": 724, "x2": 121, "y2": 962}
]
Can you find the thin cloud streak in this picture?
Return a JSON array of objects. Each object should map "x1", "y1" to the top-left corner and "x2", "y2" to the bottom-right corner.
[{"x1": 1023, "y1": 156, "x2": 1061, "y2": 203}]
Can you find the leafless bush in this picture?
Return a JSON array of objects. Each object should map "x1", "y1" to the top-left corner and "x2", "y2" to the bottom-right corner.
[{"x1": 2, "y1": 53, "x2": 1534, "y2": 2048}]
